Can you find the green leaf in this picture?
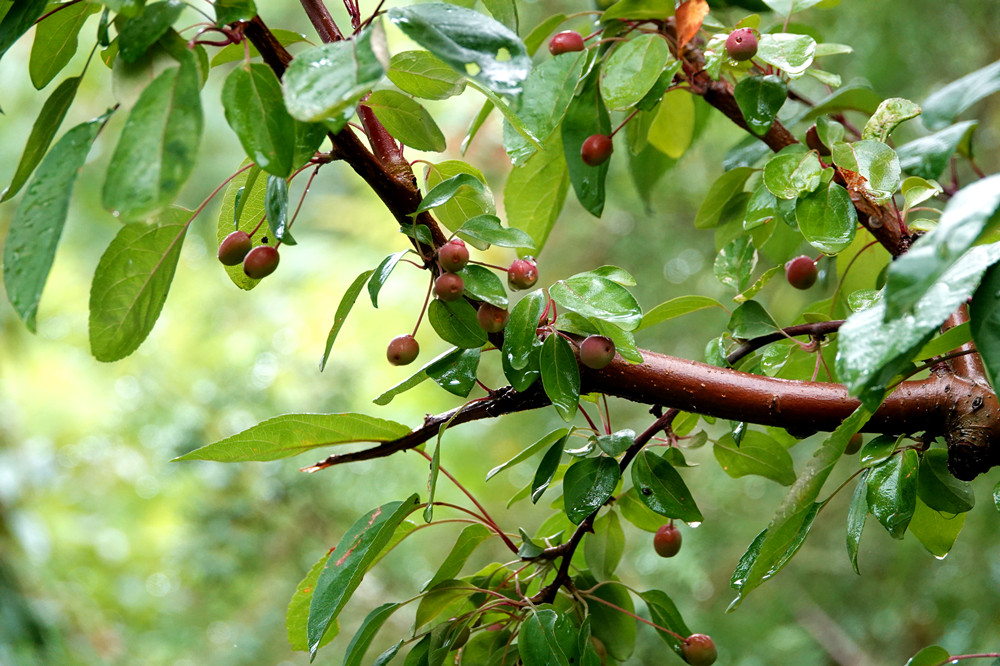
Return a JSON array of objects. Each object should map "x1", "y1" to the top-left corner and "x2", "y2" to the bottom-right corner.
[
  {"x1": 540, "y1": 334, "x2": 581, "y2": 422},
  {"x1": 583, "y1": 512, "x2": 625, "y2": 580},
  {"x1": 714, "y1": 431, "x2": 796, "y2": 485},
  {"x1": 922, "y1": 58, "x2": 1000, "y2": 130},
  {"x1": 760, "y1": 0, "x2": 826, "y2": 14},
  {"x1": 532, "y1": 439, "x2": 564, "y2": 504},
  {"x1": 755, "y1": 33, "x2": 815, "y2": 78},
  {"x1": 216, "y1": 164, "x2": 271, "y2": 290},
  {"x1": 915, "y1": 322, "x2": 971, "y2": 361},
  {"x1": 994, "y1": 481, "x2": 1000, "y2": 512},
  {"x1": 342, "y1": 603, "x2": 402, "y2": 666},
  {"x1": 482, "y1": 0, "x2": 517, "y2": 31},
  {"x1": 414, "y1": 580, "x2": 474, "y2": 630},
  {"x1": 904, "y1": 645, "x2": 951, "y2": 666},
  {"x1": 507, "y1": 130, "x2": 569, "y2": 250},
  {"x1": 172, "y1": 413, "x2": 411, "y2": 462},
  {"x1": 88, "y1": 206, "x2": 189, "y2": 361},
  {"x1": 549, "y1": 275, "x2": 642, "y2": 331},
  {"x1": 596, "y1": 429, "x2": 635, "y2": 457},
  {"x1": 764, "y1": 150, "x2": 823, "y2": 199},
  {"x1": 617, "y1": 487, "x2": 664, "y2": 532},
  {"x1": 210, "y1": 28, "x2": 307, "y2": 67},
  {"x1": 562, "y1": 70, "x2": 609, "y2": 217},
  {"x1": 426, "y1": 347, "x2": 481, "y2": 397},
  {"x1": 504, "y1": 290, "x2": 546, "y2": 370},
  {"x1": 734, "y1": 75, "x2": 787, "y2": 136},
  {"x1": 648, "y1": 89, "x2": 695, "y2": 159},
  {"x1": 523, "y1": 13, "x2": 566, "y2": 56},
  {"x1": 728, "y1": 300, "x2": 779, "y2": 339},
  {"x1": 504, "y1": 50, "x2": 587, "y2": 165},
  {"x1": 366, "y1": 90, "x2": 447, "y2": 152},
  {"x1": 2, "y1": 76, "x2": 81, "y2": 202},
  {"x1": 714, "y1": 235, "x2": 757, "y2": 293},
  {"x1": 602, "y1": 0, "x2": 675, "y2": 21},
  {"x1": 103, "y1": 60, "x2": 203, "y2": 219},
  {"x1": 631, "y1": 451, "x2": 702, "y2": 522},
  {"x1": 456, "y1": 264, "x2": 507, "y2": 308},
  {"x1": 4, "y1": 111, "x2": 109, "y2": 331},
  {"x1": 423, "y1": 523, "x2": 492, "y2": 591},
  {"x1": 917, "y1": 449, "x2": 975, "y2": 514},
  {"x1": 972, "y1": 262, "x2": 1000, "y2": 391},
  {"x1": 118, "y1": 0, "x2": 185, "y2": 63},
  {"x1": 28, "y1": 1, "x2": 97, "y2": 89},
  {"x1": 282, "y1": 25, "x2": 386, "y2": 125},
  {"x1": 319, "y1": 269, "x2": 374, "y2": 372},
  {"x1": 416, "y1": 173, "x2": 490, "y2": 216},
  {"x1": 488, "y1": 428, "x2": 569, "y2": 480},
  {"x1": 428, "y1": 299, "x2": 489, "y2": 348},
  {"x1": 908, "y1": 497, "x2": 965, "y2": 559},
  {"x1": 884, "y1": 174, "x2": 1000, "y2": 320},
  {"x1": 862, "y1": 97, "x2": 921, "y2": 143},
  {"x1": 423, "y1": 161, "x2": 495, "y2": 240},
  {"x1": 859, "y1": 434, "x2": 898, "y2": 468},
  {"x1": 830, "y1": 139, "x2": 900, "y2": 205},
  {"x1": 387, "y1": 50, "x2": 466, "y2": 100},
  {"x1": 795, "y1": 181, "x2": 858, "y2": 254},
  {"x1": 600, "y1": 34, "x2": 671, "y2": 111},
  {"x1": 287, "y1": 552, "x2": 338, "y2": 652},
  {"x1": 640, "y1": 589, "x2": 691, "y2": 659},
  {"x1": 563, "y1": 457, "x2": 620, "y2": 524},
  {"x1": 368, "y1": 251, "x2": 409, "y2": 308},
  {"x1": 387, "y1": 3, "x2": 530, "y2": 95},
  {"x1": 578, "y1": 576, "x2": 636, "y2": 661},
  {"x1": 802, "y1": 78, "x2": 882, "y2": 122},
  {"x1": 456, "y1": 214, "x2": 535, "y2": 250},
  {"x1": 265, "y1": 175, "x2": 294, "y2": 244},
  {"x1": 866, "y1": 449, "x2": 918, "y2": 539},
  {"x1": 638, "y1": 295, "x2": 725, "y2": 330},
  {"x1": 695, "y1": 167, "x2": 755, "y2": 229},
  {"x1": 518, "y1": 608, "x2": 578, "y2": 666},
  {"x1": 0, "y1": 0, "x2": 47, "y2": 62},
  {"x1": 901, "y1": 176, "x2": 944, "y2": 215},
  {"x1": 214, "y1": 0, "x2": 257, "y2": 26},
  {"x1": 307, "y1": 496, "x2": 420, "y2": 659},
  {"x1": 222, "y1": 63, "x2": 295, "y2": 177},
  {"x1": 845, "y1": 471, "x2": 868, "y2": 574}
]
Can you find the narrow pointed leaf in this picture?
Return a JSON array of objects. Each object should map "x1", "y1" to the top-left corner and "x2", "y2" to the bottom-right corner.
[
  {"x1": 640, "y1": 590, "x2": 691, "y2": 659},
  {"x1": 342, "y1": 603, "x2": 402, "y2": 666},
  {"x1": 422, "y1": 523, "x2": 492, "y2": 591},
  {"x1": 504, "y1": 290, "x2": 546, "y2": 370},
  {"x1": 922, "y1": 58, "x2": 1000, "y2": 130},
  {"x1": 222, "y1": 63, "x2": 295, "y2": 177},
  {"x1": 426, "y1": 347, "x2": 480, "y2": 397},
  {"x1": 368, "y1": 251, "x2": 409, "y2": 308},
  {"x1": 287, "y1": 552, "x2": 338, "y2": 652},
  {"x1": 0, "y1": 0, "x2": 48, "y2": 62},
  {"x1": 846, "y1": 471, "x2": 868, "y2": 574},
  {"x1": 28, "y1": 1, "x2": 97, "y2": 89},
  {"x1": 319, "y1": 269, "x2": 374, "y2": 371},
  {"x1": 531, "y1": 439, "x2": 564, "y2": 504},
  {"x1": 487, "y1": 428, "x2": 569, "y2": 481},
  {"x1": 562, "y1": 71, "x2": 609, "y2": 217},
  {"x1": 265, "y1": 174, "x2": 294, "y2": 244},
  {"x1": 897, "y1": 121, "x2": 978, "y2": 180},
  {"x1": 506, "y1": 130, "x2": 568, "y2": 251},
  {"x1": 971, "y1": 261, "x2": 1000, "y2": 391},
  {"x1": 638, "y1": 295, "x2": 725, "y2": 330}
]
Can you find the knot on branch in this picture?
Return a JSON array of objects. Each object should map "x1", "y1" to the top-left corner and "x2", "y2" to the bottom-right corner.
[{"x1": 944, "y1": 381, "x2": 1000, "y2": 480}]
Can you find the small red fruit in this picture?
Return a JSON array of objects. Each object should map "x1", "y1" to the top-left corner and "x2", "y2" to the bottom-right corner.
[
  {"x1": 477, "y1": 303, "x2": 509, "y2": 333},
  {"x1": 845, "y1": 433, "x2": 863, "y2": 455},
  {"x1": 242, "y1": 245, "x2": 280, "y2": 279},
  {"x1": 438, "y1": 239, "x2": 469, "y2": 272},
  {"x1": 581, "y1": 134, "x2": 613, "y2": 166},
  {"x1": 507, "y1": 258, "x2": 538, "y2": 290},
  {"x1": 218, "y1": 230, "x2": 252, "y2": 266},
  {"x1": 725, "y1": 28, "x2": 757, "y2": 62},
  {"x1": 549, "y1": 30, "x2": 585, "y2": 56},
  {"x1": 653, "y1": 523, "x2": 682, "y2": 558},
  {"x1": 580, "y1": 335, "x2": 616, "y2": 370},
  {"x1": 386, "y1": 334, "x2": 419, "y2": 366},
  {"x1": 434, "y1": 272, "x2": 465, "y2": 301},
  {"x1": 681, "y1": 634, "x2": 718, "y2": 666},
  {"x1": 785, "y1": 255, "x2": 818, "y2": 290}
]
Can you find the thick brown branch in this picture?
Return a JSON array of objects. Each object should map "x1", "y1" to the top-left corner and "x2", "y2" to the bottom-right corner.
[{"x1": 943, "y1": 305, "x2": 990, "y2": 387}]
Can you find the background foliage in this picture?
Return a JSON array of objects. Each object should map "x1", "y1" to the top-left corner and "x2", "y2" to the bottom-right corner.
[{"x1": 1, "y1": 1, "x2": 999, "y2": 664}]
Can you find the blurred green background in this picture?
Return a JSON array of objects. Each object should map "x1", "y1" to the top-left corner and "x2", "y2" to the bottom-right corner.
[{"x1": 1, "y1": 1, "x2": 999, "y2": 664}]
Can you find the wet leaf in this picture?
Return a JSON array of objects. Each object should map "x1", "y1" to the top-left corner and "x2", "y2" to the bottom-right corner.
[
  {"x1": 846, "y1": 470, "x2": 868, "y2": 574},
  {"x1": 830, "y1": 139, "x2": 900, "y2": 205},
  {"x1": 428, "y1": 299, "x2": 489, "y2": 348},
  {"x1": 540, "y1": 333, "x2": 581, "y2": 421},
  {"x1": 908, "y1": 497, "x2": 965, "y2": 559},
  {"x1": 794, "y1": 181, "x2": 858, "y2": 254},
  {"x1": 601, "y1": 34, "x2": 671, "y2": 111},
  {"x1": 755, "y1": 32, "x2": 815, "y2": 78},
  {"x1": 866, "y1": 449, "x2": 918, "y2": 539},
  {"x1": 549, "y1": 274, "x2": 642, "y2": 331},
  {"x1": 118, "y1": 0, "x2": 185, "y2": 63},
  {"x1": 387, "y1": 50, "x2": 466, "y2": 100},
  {"x1": 917, "y1": 449, "x2": 975, "y2": 514},
  {"x1": 561, "y1": 70, "x2": 608, "y2": 218},
  {"x1": 714, "y1": 430, "x2": 796, "y2": 485},
  {"x1": 734, "y1": 75, "x2": 787, "y2": 136},
  {"x1": 631, "y1": 451, "x2": 702, "y2": 522},
  {"x1": 426, "y1": 347, "x2": 481, "y2": 397},
  {"x1": 366, "y1": 90, "x2": 447, "y2": 152},
  {"x1": 563, "y1": 456, "x2": 620, "y2": 524},
  {"x1": 639, "y1": 295, "x2": 725, "y2": 330}
]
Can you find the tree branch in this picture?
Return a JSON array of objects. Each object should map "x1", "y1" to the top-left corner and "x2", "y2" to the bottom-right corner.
[
  {"x1": 726, "y1": 320, "x2": 845, "y2": 366},
  {"x1": 299, "y1": 0, "x2": 344, "y2": 42}
]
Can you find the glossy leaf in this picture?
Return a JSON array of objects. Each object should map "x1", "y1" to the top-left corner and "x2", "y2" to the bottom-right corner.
[
  {"x1": 755, "y1": 33, "x2": 815, "y2": 78},
  {"x1": 631, "y1": 451, "x2": 702, "y2": 522},
  {"x1": 413, "y1": 579, "x2": 472, "y2": 629},
  {"x1": 282, "y1": 25, "x2": 386, "y2": 125},
  {"x1": 641, "y1": 589, "x2": 691, "y2": 659},
  {"x1": 908, "y1": 497, "x2": 965, "y2": 559},
  {"x1": 416, "y1": 173, "x2": 490, "y2": 216},
  {"x1": 714, "y1": 431, "x2": 796, "y2": 485},
  {"x1": 89, "y1": 206, "x2": 189, "y2": 362},
  {"x1": 862, "y1": 97, "x2": 921, "y2": 143},
  {"x1": 922, "y1": 58, "x2": 1000, "y2": 130},
  {"x1": 846, "y1": 471, "x2": 868, "y2": 574},
  {"x1": 455, "y1": 264, "x2": 508, "y2": 308},
  {"x1": 214, "y1": 0, "x2": 257, "y2": 25},
  {"x1": 764, "y1": 150, "x2": 823, "y2": 199},
  {"x1": 901, "y1": 176, "x2": 944, "y2": 215},
  {"x1": 583, "y1": 512, "x2": 625, "y2": 580},
  {"x1": 504, "y1": 290, "x2": 546, "y2": 370},
  {"x1": 596, "y1": 429, "x2": 635, "y2": 457},
  {"x1": 830, "y1": 139, "x2": 900, "y2": 205},
  {"x1": 734, "y1": 75, "x2": 787, "y2": 136},
  {"x1": 103, "y1": 60, "x2": 203, "y2": 219},
  {"x1": 306, "y1": 496, "x2": 420, "y2": 659},
  {"x1": 915, "y1": 322, "x2": 971, "y2": 361},
  {"x1": 904, "y1": 645, "x2": 951, "y2": 666},
  {"x1": 601, "y1": 34, "x2": 671, "y2": 111},
  {"x1": 531, "y1": 439, "x2": 564, "y2": 503},
  {"x1": 366, "y1": 90, "x2": 447, "y2": 152},
  {"x1": 319, "y1": 270, "x2": 374, "y2": 371},
  {"x1": 971, "y1": 261, "x2": 1000, "y2": 390},
  {"x1": 561, "y1": 70, "x2": 608, "y2": 217},
  {"x1": 518, "y1": 608, "x2": 578, "y2": 666},
  {"x1": 387, "y1": 3, "x2": 530, "y2": 95},
  {"x1": 265, "y1": 175, "x2": 294, "y2": 244},
  {"x1": 368, "y1": 250, "x2": 409, "y2": 308},
  {"x1": 426, "y1": 347, "x2": 481, "y2": 397},
  {"x1": 859, "y1": 434, "x2": 898, "y2": 468},
  {"x1": 602, "y1": 0, "x2": 675, "y2": 21},
  {"x1": 695, "y1": 166, "x2": 754, "y2": 229},
  {"x1": 28, "y1": 1, "x2": 97, "y2": 89},
  {"x1": 387, "y1": 50, "x2": 466, "y2": 100},
  {"x1": 422, "y1": 523, "x2": 492, "y2": 590},
  {"x1": 428, "y1": 299, "x2": 489, "y2": 349},
  {"x1": 423, "y1": 161, "x2": 495, "y2": 239},
  {"x1": 540, "y1": 333, "x2": 581, "y2": 422},
  {"x1": 456, "y1": 214, "x2": 535, "y2": 249},
  {"x1": 638, "y1": 295, "x2": 725, "y2": 330},
  {"x1": 917, "y1": 449, "x2": 975, "y2": 514},
  {"x1": 802, "y1": 78, "x2": 882, "y2": 121},
  {"x1": 760, "y1": 0, "x2": 827, "y2": 13},
  {"x1": 118, "y1": 0, "x2": 185, "y2": 63},
  {"x1": 287, "y1": 552, "x2": 338, "y2": 652},
  {"x1": 341, "y1": 603, "x2": 402, "y2": 666},
  {"x1": 884, "y1": 174, "x2": 1000, "y2": 320},
  {"x1": 372, "y1": 348, "x2": 465, "y2": 406},
  {"x1": 648, "y1": 89, "x2": 695, "y2": 158},
  {"x1": 222, "y1": 63, "x2": 295, "y2": 177},
  {"x1": 563, "y1": 457, "x2": 620, "y2": 524},
  {"x1": 715, "y1": 235, "x2": 757, "y2": 293},
  {"x1": 866, "y1": 449, "x2": 918, "y2": 539},
  {"x1": 488, "y1": 429, "x2": 569, "y2": 480},
  {"x1": 4, "y1": 111, "x2": 109, "y2": 331},
  {"x1": 216, "y1": 164, "x2": 270, "y2": 291},
  {"x1": 549, "y1": 275, "x2": 643, "y2": 331},
  {"x1": 795, "y1": 181, "x2": 858, "y2": 254},
  {"x1": 0, "y1": 0, "x2": 47, "y2": 61},
  {"x1": 728, "y1": 300, "x2": 779, "y2": 339}
]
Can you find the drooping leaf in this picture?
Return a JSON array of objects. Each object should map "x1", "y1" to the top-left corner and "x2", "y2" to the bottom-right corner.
[
  {"x1": 4, "y1": 110, "x2": 110, "y2": 331},
  {"x1": 917, "y1": 449, "x2": 975, "y2": 514},
  {"x1": 216, "y1": 163, "x2": 271, "y2": 291},
  {"x1": 640, "y1": 589, "x2": 691, "y2": 659},
  {"x1": 214, "y1": 0, "x2": 257, "y2": 26},
  {"x1": 908, "y1": 497, "x2": 966, "y2": 559},
  {"x1": 222, "y1": 63, "x2": 296, "y2": 177},
  {"x1": 28, "y1": 0, "x2": 98, "y2": 89},
  {"x1": 507, "y1": 131, "x2": 569, "y2": 252},
  {"x1": 0, "y1": 0, "x2": 48, "y2": 62},
  {"x1": 859, "y1": 434, "x2": 899, "y2": 469},
  {"x1": 504, "y1": 290, "x2": 546, "y2": 370},
  {"x1": 794, "y1": 181, "x2": 858, "y2": 254},
  {"x1": 714, "y1": 431, "x2": 796, "y2": 485},
  {"x1": 428, "y1": 299, "x2": 489, "y2": 348},
  {"x1": 563, "y1": 457, "x2": 620, "y2": 524},
  {"x1": 600, "y1": 34, "x2": 672, "y2": 111},
  {"x1": 89, "y1": 206, "x2": 190, "y2": 362},
  {"x1": 386, "y1": 50, "x2": 466, "y2": 100},
  {"x1": 583, "y1": 512, "x2": 625, "y2": 580},
  {"x1": 638, "y1": 295, "x2": 726, "y2": 330},
  {"x1": 320, "y1": 269, "x2": 374, "y2": 371},
  {"x1": 903, "y1": 645, "x2": 951, "y2": 666},
  {"x1": 103, "y1": 60, "x2": 203, "y2": 219},
  {"x1": 845, "y1": 470, "x2": 868, "y2": 574},
  {"x1": 578, "y1": 575, "x2": 636, "y2": 661},
  {"x1": 265, "y1": 174, "x2": 294, "y2": 244},
  {"x1": 733, "y1": 75, "x2": 787, "y2": 136},
  {"x1": 342, "y1": 603, "x2": 403, "y2": 666},
  {"x1": 922, "y1": 58, "x2": 1000, "y2": 130},
  {"x1": 306, "y1": 496, "x2": 420, "y2": 659},
  {"x1": 648, "y1": 89, "x2": 695, "y2": 158},
  {"x1": 540, "y1": 333, "x2": 581, "y2": 421},
  {"x1": 287, "y1": 552, "x2": 338, "y2": 652},
  {"x1": 631, "y1": 451, "x2": 703, "y2": 522},
  {"x1": 695, "y1": 167, "x2": 754, "y2": 229},
  {"x1": 366, "y1": 90, "x2": 447, "y2": 152},
  {"x1": 422, "y1": 523, "x2": 492, "y2": 591},
  {"x1": 172, "y1": 413, "x2": 411, "y2": 462},
  {"x1": 866, "y1": 450, "x2": 919, "y2": 539},
  {"x1": 368, "y1": 250, "x2": 410, "y2": 308},
  {"x1": 118, "y1": 0, "x2": 186, "y2": 63},
  {"x1": 561, "y1": 70, "x2": 608, "y2": 218}
]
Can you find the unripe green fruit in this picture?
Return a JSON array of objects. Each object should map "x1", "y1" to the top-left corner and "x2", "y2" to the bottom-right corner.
[
  {"x1": 785, "y1": 255, "x2": 818, "y2": 290},
  {"x1": 218, "y1": 230, "x2": 252, "y2": 266},
  {"x1": 434, "y1": 272, "x2": 465, "y2": 301},
  {"x1": 477, "y1": 303, "x2": 509, "y2": 333},
  {"x1": 242, "y1": 245, "x2": 280, "y2": 279},
  {"x1": 581, "y1": 134, "x2": 613, "y2": 166},
  {"x1": 681, "y1": 634, "x2": 718, "y2": 666},
  {"x1": 549, "y1": 31, "x2": 585, "y2": 56},
  {"x1": 653, "y1": 523, "x2": 682, "y2": 557},
  {"x1": 580, "y1": 335, "x2": 616, "y2": 369},
  {"x1": 438, "y1": 239, "x2": 469, "y2": 272},
  {"x1": 845, "y1": 433, "x2": 863, "y2": 455},
  {"x1": 725, "y1": 28, "x2": 757, "y2": 61},
  {"x1": 805, "y1": 124, "x2": 830, "y2": 156},
  {"x1": 387, "y1": 334, "x2": 419, "y2": 366},
  {"x1": 508, "y1": 258, "x2": 538, "y2": 290}
]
